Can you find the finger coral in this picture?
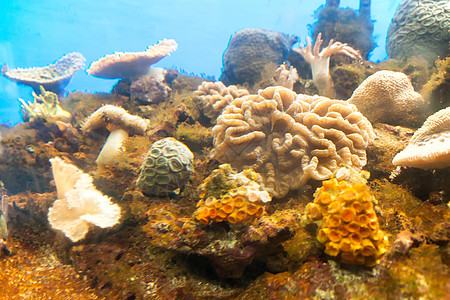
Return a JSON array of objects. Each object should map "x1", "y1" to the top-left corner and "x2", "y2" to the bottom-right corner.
[
  {"x1": 18, "y1": 86, "x2": 72, "y2": 122},
  {"x1": 1, "y1": 52, "x2": 85, "y2": 95},
  {"x1": 48, "y1": 157, "x2": 121, "y2": 242},
  {"x1": 136, "y1": 137, "x2": 194, "y2": 197},
  {"x1": 87, "y1": 39, "x2": 178, "y2": 79},
  {"x1": 194, "y1": 81, "x2": 249, "y2": 121},
  {"x1": 347, "y1": 70, "x2": 426, "y2": 126},
  {"x1": 392, "y1": 106, "x2": 450, "y2": 169},
  {"x1": 194, "y1": 164, "x2": 271, "y2": 225},
  {"x1": 305, "y1": 177, "x2": 388, "y2": 267},
  {"x1": 211, "y1": 86, "x2": 375, "y2": 198}
]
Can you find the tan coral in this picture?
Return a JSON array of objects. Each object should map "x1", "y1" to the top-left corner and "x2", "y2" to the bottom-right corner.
[
  {"x1": 194, "y1": 81, "x2": 249, "y2": 121},
  {"x1": 347, "y1": 70, "x2": 426, "y2": 126},
  {"x1": 392, "y1": 106, "x2": 450, "y2": 169},
  {"x1": 211, "y1": 86, "x2": 374, "y2": 198},
  {"x1": 273, "y1": 64, "x2": 298, "y2": 90},
  {"x1": 1, "y1": 52, "x2": 85, "y2": 95},
  {"x1": 87, "y1": 39, "x2": 178, "y2": 79},
  {"x1": 81, "y1": 105, "x2": 150, "y2": 166}
]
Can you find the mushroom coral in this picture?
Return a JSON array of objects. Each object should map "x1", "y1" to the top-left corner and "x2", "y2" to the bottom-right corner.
[
  {"x1": 48, "y1": 157, "x2": 121, "y2": 242},
  {"x1": 81, "y1": 105, "x2": 150, "y2": 167}
]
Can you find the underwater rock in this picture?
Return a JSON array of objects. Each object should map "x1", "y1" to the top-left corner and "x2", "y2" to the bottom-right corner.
[
  {"x1": 87, "y1": 39, "x2": 178, "y2": 79},
  {"x1": 392, "y1": 106, "x2": 450, "y2": 169},
  {"x1": 136, "y1": 137, "x2": 194, "y2": 197},
  {"x1": 421, "y1": 57, "x2": 450, "y2": 112},
  {"x1": 1, "y1": 52, "x2": 85, "y2": 95},
  {"x1": 348, "y1": 70, "x2": 426, "y2": 127},
  {"x1": 144, "y1": 205, "x2": 298, "y2": 278},
  {"x1": 130, "y1": 68, "x2": 174, "y2": 105},
  {"x1": 220, "y1": 29, "x2": 298, "y2": 86},
  {"x1": 211, "y1": 86, "x2": 375, "y2": 198},
  {"x1": 386, "y1": 0, "x2": 450, "y2": 62}
]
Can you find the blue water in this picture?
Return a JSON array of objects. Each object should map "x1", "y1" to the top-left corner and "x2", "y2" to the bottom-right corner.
[{"x1": 0, "y1": 0, "x2": 402, "y2": 124}]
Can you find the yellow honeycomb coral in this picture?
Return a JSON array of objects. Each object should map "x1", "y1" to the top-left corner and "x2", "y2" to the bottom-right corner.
[
  {"x1": 194, "y1": 164, "x2": 270, "y2": 225},
  {"x1": 305, "y1": 178, "x2": 388, "y2": 267}
]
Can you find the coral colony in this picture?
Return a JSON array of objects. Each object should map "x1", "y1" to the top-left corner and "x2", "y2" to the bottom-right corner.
[{"x1": 0, "y1": 1, "x2": 449, "y2": 297}]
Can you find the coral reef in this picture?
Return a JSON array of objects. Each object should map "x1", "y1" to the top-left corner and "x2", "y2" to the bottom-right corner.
[
  {"x1": 18, "y1": 86, "x2": 72, "y2": 123},
  {"x1": 347, "y1": 70, "x2": 426, "y2": 126},
  {"x1": 211, "y1": 86, "x2": 375, "y2": 198},
  {"x1": 386, "y1": 0, "x2": 450, "y2": 62},
  {"x1": 292, "y1": 32, "x2": 362, "y2": 98},
  {"x1": 1, "y1": 52, "x2": 86, "y2": 95},
  {"x1": 194, "y1": 164, "x2": 270, "y2": 225},
  {"x1": 392, "y1": 106, "x2": 450, "y2": 169},
  {"x1": 193, "y1": 81, "x2": 249, "y2": 121},
  {"x1": 136, "y1": 137, "x2": 194, "y2": 197},
  {"x1": 48, "y1": 157, "x2": 121, "y2": 242},
  {"x1": 305, "y1": 177, "x2": 388, "y2": 267},
  {"x1": 87, "y1": 39, "x2": 178, "y2": 79},
  {"x1": 220, "y1": 29, "x2": 298, "y2": 86}
]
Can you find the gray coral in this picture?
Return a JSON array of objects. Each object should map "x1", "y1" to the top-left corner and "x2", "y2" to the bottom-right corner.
[{"x1": 386, "y1": 0, "x2": 450, "y2": 61}]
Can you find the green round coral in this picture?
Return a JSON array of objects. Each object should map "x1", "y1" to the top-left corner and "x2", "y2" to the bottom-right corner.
[
  {"x1": 136, "y1": 137, "x2": 194, "y2": 196},
  {"x1": 386, "y1": 0, "x2": 450, "y2": 61}
]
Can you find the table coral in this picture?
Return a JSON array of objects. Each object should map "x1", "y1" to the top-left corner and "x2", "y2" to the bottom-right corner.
[
  {"x1": 136, "y1": 137, "x2": 194, "y2": 197},
  {"x1": 347, "y1": 70, "x2": 426, "y2": 126},
  {"x1": 211, "y1": 86, "x2": 375, "y2": 198},
  {"x1": 305, "y1": 177, "x2": 389, "y2": 267},
  {"x1": 392, "y1": 106, "x2": 450, "y2": 169},
  {"x1": 18, "y1": 85, "x2": 72, "y2": 123},
  {"x1": 1, "y1": 52, "x2": 85, "y2": 95}
]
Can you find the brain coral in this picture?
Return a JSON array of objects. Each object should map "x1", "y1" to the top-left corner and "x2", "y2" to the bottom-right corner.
[
  {"x1": 194, "y1": 81, "x2": 249, "y2": 121},
  {"x1": 211, "y1": 86, "x2": 375, "y2": 198},
  {"x1": 136, "y1": 137, "x2": 194, "y2": 196},
  {"x1": 347, "y1": 70, "x2": 426, "y2": 126},
  {"x1": 386, "y1": 0, "x2": 450, "y2": 61},
  {"x1": 305, "y1": 178, "x2": 389, "y2": 267}
]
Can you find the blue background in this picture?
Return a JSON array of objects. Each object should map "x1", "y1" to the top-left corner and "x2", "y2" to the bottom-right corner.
[{"x1": 0, "y1": 0, "x2": 402, "y2": 124}]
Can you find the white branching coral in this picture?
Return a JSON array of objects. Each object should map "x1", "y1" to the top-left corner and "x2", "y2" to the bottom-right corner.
[
  {"x1": 81, "y1": 105, "x2": 150, "y2": 166},
  {"x1": 48, "y1": 157, "x2": 121, "y2": 242},
  {"x1": 293, "y1": 32, "x2": 362, "y2": 98}
]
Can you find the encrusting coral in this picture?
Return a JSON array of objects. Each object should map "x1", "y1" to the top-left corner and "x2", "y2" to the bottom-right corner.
[
  {"x1": 136, "y1": 137, "x2": 194, "y2": 197},
  {"x1": 18, "y1": 86, "x2": 72, "y2": 123},
  {"x1": 292, "y1": 32, "x2": 362, "y2": 98},
  {"x1": 347, "y1": 70, "x2": 426, "y2": 126},
  {"x1": 1, "y1": 52, "x2": 86, "y2": 95},
  {"x1": 87, "y1": 39, "x2": 178, "y2": 79},
  {"x1": 392, "y1": 106, "x2": 450, "y2": 169},
  {"x1": 305, "y1": 175, "x2": 388, "y2": 267},
  {"x1": 81, "y1": 105, "x2": 150, "y2": 167},
  {"x1": 47, "y1": 157, "x2": 121, "y2": 242},
  {"x1": 193, "y1": 81, "x2": 249, "y2": 121},
  {"x1": 194, "y1": 164, "x2": 271, "y2": 225},
  {"x1": 211, "y1": 86, "x2": 375, "y2": 198}
]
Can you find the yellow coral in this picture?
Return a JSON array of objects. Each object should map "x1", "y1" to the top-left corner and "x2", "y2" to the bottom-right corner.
[{"x1": 305, "y1": 178, "x2": 388, "y2": 267}]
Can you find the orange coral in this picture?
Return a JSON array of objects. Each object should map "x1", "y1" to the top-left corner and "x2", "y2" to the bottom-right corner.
[
  {"x1": 195, "y1": 194, "x2": 265, "y2": 225},
  {"x1": 305, "y1": 178, "x2": 388, "y2": 267}
]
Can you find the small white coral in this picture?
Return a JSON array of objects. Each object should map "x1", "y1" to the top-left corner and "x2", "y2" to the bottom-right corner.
[{"x1": 48, "y1": 157, "x2": 121, "y2": 242}]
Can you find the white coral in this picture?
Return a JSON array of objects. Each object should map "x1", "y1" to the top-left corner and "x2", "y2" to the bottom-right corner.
[{"x1": 48, "y1": 157, "x2": 121, "y2": 242}]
